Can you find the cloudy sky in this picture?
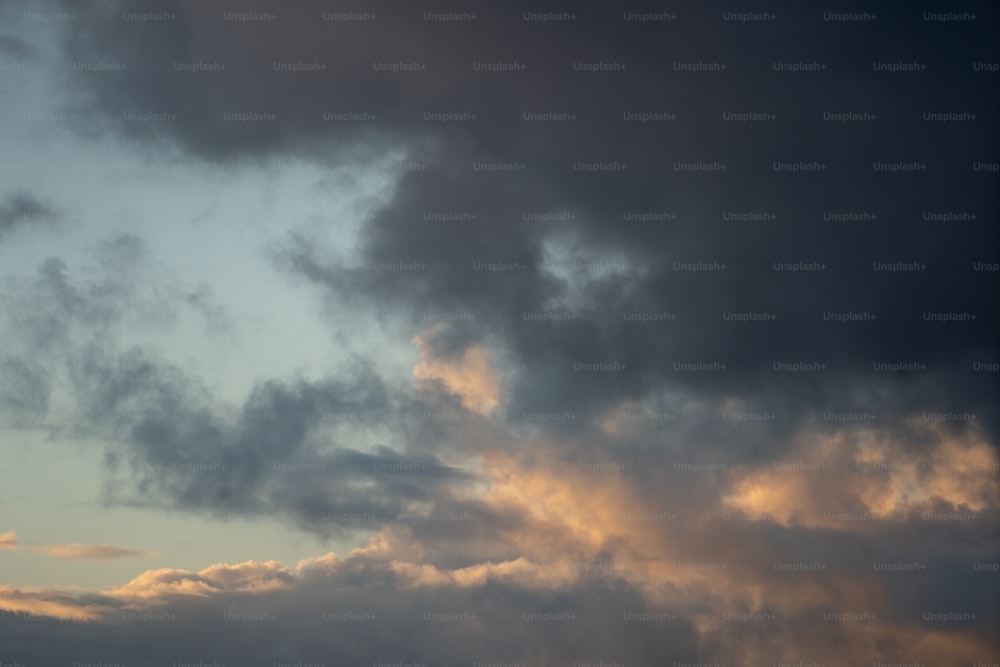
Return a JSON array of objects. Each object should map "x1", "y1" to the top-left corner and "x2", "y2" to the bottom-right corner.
[{"x1": 1, "y1": 0, "x2": 998, "y2": 665}]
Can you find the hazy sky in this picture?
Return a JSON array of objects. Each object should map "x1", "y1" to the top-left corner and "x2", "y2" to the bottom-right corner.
[{"x1": 1, "y1": 0, "x2": 998, "y2": 665}]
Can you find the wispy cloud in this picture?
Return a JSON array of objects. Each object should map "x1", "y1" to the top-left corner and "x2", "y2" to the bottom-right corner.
[
  {"x1": 33, "y1": 544, "x2": 157, "y2": 561},
  {"x1": 0, "y1": 533, "x2": 155, "y2": 560}
]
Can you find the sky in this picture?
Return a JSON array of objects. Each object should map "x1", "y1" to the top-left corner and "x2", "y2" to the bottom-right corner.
[{"x1": 0, "y1": 0, "x2": 998, "y2": 665}]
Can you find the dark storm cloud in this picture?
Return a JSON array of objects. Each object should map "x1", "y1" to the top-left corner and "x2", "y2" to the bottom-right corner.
[
  {"x1": 204, "y1": 0, "x2": 998, "y2": 453},
  {"x1": 40, "y1": 0, "x2": 998, "y2": 453}
]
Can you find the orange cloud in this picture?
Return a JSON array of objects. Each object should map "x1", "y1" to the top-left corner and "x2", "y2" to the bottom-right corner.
[
  {"x1": 35, "y1": 544, "x2": 157, "y2": 560},
  {"x1": 0, "y1": 533, "x2": 156, "y2": 560},
  {"x1": 412, "y1": 326, "x2": 500, "y2": 415},
  {"x1": 723, "y1": 423, "x2": 1000, "y2": 528},
  {"x1": 0, "y1": 586, "x2": 107, "y2": 621},
  {"x1": 107, "y1": 560, "x2": 295, "y2": 601}
]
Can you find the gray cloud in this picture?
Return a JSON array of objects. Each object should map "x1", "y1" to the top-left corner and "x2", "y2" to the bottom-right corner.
[
  {"x1": 0, "y1": 191, "x2": 59, "y2": 239},
  {"x1": 0, "y1": 35, "x2": 32, "y2": 59}
]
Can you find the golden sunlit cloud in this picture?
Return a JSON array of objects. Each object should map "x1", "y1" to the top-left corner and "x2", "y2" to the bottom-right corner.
[
  {"x1": 0, "y1": 586, "x2": 107, "y2": 621},
  {"x1": 412, "y1": 325, "x2": 500, "y2": 416},
  {"x1": 390, "y1": 556, "x2": 581, "y2": 589},
  {"x1": 723, "y1": 423, "x2": 1000, "y2": 528},
  {"x1": 107, "y1": 560, "x2": 295, "y2": 602},
  {"x1": 0, "y1": 531, "x2": 16, "y2": 549}
]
